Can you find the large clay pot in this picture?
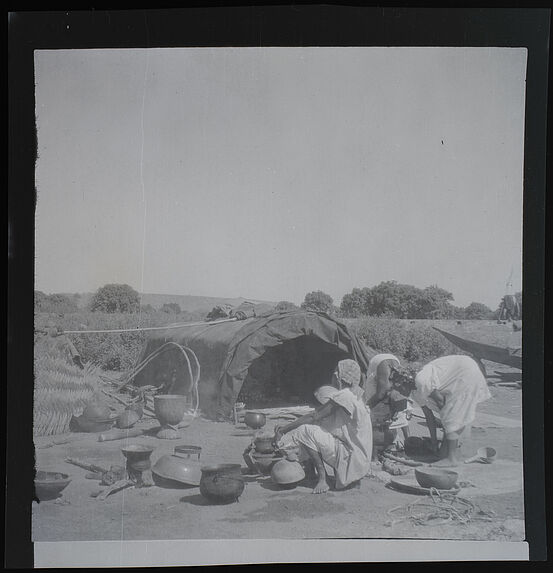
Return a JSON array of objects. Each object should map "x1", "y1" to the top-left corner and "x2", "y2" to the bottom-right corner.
[
  {"x1": 270, "y1": 459, "x2": 306, "y2": 486},
  {"x1": 199, "y1": 464, "x2": 245, "y2": 503},
  {"x1": 154, "y1": 395, "x2": 187, "y2": 439},
  {"x1": 154, "y1": 395, "x2": 187, "y2": 426}
]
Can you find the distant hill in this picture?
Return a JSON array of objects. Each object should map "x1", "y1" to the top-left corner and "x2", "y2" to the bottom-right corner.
[{"x1": 65, "y1": 292, "x2": 276, "y2": 313}]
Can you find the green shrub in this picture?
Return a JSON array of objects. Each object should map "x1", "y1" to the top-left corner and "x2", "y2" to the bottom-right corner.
[
  {"x1": 35, "y1": 309, "x2": 206, "y2": 371},
  {"x1": 344, "y1": 317, "x2": 458, "y2": 364}
]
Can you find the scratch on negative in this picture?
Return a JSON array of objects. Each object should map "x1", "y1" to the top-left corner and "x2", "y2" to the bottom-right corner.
[{"x1": 137, "y1": 49, "x2": 150, "y2": 328}]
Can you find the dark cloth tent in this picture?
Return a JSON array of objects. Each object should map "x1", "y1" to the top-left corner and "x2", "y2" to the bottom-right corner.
[{"x1": 132, "y1": 310, "x2": 372, "y2": 420}]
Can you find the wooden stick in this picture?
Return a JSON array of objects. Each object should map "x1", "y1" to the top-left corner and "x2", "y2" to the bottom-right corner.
[
  {"x1": 96, "y1": 479, "x2": 134, "y2": 500},
  {"x1": 65, "y1": 457, "x2": 108, "y2": 474}
]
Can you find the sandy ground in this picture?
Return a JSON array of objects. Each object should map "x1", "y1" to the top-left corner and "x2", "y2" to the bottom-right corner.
[{"x1": 32, "y1": 362, "x2": 525, "y2": 543}]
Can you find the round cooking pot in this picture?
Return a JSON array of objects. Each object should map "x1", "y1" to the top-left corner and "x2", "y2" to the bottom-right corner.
[
  {"x1": 270, "y1": 459, "x2": 306, "y2": 486},
  {"x1": 152, "y1": 454, "x2": 202, "y2": 487},
  {"x1": 74, "y1": 400, "x2": 115, "y2": 432},
  {"x1": 154, "y1": 395, "x2": 187, "y2": 426},
  {"x1": 199, "y1": 464, "x2": 245, "y2": 503},
  {"x1": 251, "y1": 452, "x2": 282, "y2": 475},
  {"x1": 244, "y1": 411, "x2": 266, "y2": 430},
  {"x1": 253, "y1": 436, "x2": 275, "y2": 454}
]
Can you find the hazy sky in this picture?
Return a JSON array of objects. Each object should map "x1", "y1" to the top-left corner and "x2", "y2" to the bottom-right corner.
[{"x1": 34, "y1": 47, "x2": 526, "y2": 308}]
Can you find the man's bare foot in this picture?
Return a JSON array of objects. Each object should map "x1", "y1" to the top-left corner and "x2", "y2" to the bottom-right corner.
[{"x1": 312, "y1": 479, "x2": 330, "y2": 494}]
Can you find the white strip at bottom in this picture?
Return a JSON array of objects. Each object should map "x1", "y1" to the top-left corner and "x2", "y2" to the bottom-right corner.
[{"x1": 35, "y1": 539, "x2": 529, "y2": 567}]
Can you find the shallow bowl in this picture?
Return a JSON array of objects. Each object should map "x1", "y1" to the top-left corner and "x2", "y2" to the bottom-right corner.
[
  {"x1": 35, "y1": 471, "x2": 71, "y2": 501},
  {"x1": 415, "y1": 467, "x2": 458, "y2": 490}
]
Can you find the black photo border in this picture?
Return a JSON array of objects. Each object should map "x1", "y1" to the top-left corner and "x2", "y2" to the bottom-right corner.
[{"x1": 7, "y1": 5, "x2": 550, "y2": 567}]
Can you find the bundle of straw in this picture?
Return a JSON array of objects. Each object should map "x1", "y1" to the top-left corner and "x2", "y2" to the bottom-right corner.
[{"x1": 34, "y1": 341, "x2": 101, "y2": 437}]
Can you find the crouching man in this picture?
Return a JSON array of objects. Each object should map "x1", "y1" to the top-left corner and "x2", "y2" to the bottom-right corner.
[{"x1": 274, "y1": 359, "x2": 372, "y2": 494}]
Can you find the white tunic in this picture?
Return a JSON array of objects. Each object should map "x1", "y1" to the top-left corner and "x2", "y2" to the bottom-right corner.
[
  {"x1": 412, "y1": 355, "x2": 492, "y2": 435},
  {"x1": 363, "y1": 353, "x2": 401, "y2": 424}
]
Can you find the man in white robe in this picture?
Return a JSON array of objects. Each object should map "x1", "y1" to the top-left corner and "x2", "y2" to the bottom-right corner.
[
  {"x1": 404, "y1": 355, "x2": 492, "y2": 466},
  {"x1": 274, "y1": 359, "x2": 372, "y2": 494}
]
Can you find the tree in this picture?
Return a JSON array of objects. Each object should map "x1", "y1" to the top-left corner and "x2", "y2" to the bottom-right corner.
[
  {"x1": 35, "y1": 291, "x2": 79, "y2": 314},
  {"x1": 367, "y1": 281, "x2": 422, "y2": 318},
  {"x1": 275, "y1": 301, "x2": 299, "y2": 312},
  {"x1": 340, "y1": 282, "x2": 457, "y2": 319},
  {"x1": 340, "y1": 287, "x2": 372, "y2": 317},
  {"x1": 301, "y1": 291, "x2": 334, "y2": 313},
  {"x1": 418, "y1": 285, "x2": 455, "y2": 319},
  {"x1": 161, "y1": 302, "x2": 182, "y2": 314},
  {"x1": 464, "y1": 302, "x2": 493, "y2": 320},
  {"x1": 89, "y1": 284, "x2": 140, "y2": 313},
  {"x1": 140, "y1": 304, "x2": 155, "y2": 313}
]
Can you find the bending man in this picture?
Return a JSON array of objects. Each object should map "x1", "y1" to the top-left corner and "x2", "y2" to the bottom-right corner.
[
  {"x1": 274, "y1": 359, "x2": 372, "y2": 494},
  {"x1": 395, "y1": 355, "x2": 492, "y2": 467}
]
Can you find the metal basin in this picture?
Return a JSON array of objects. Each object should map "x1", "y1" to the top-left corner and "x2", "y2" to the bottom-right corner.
[{"x1": 152, "y1": 454, "x2": 201, "y2": 487}]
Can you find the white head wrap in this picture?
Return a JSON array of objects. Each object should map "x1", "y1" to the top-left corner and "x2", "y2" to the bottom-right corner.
[{"x1": 314, "y1": 385, "x2": 339, "y2": 404}]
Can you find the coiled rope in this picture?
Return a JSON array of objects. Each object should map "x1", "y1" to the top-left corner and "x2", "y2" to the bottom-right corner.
[{"x1": 120, "y1": 342, "x2": 201, "y2": 417}]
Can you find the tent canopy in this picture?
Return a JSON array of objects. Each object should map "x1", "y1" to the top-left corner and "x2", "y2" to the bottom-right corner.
[{"x1": 133, "y1": 310, "x2": 372, "y2": 419}]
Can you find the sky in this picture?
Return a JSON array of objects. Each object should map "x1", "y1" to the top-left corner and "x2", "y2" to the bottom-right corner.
[{"x1": 34, "y1": 47, "x2": 526, "y2": 309}]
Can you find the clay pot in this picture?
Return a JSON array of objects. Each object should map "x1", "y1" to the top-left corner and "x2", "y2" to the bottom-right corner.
[
  {"x1": 73, "y1": 399, "x2": 115, "y2": 432},
  {"x1": 251, "y1": 452, "x2": 282, "y2": 475},
  {"x1": 83, "y1": 401, "x2": 111, "y2": 420},
  {"x1": 414, "y1": 468, "x2": 458, "y2": 490},
  {"x1": 154, "y1": 395, "x2": 188, "y2": 439},
  {"x1": 244, "y1": 411, "x2": 266, "y2": 430},
  {"x1": 35, "y1": 471, "x2": 71, "y2": 501},
  {"x1": 174, "y1": 445, "x2": 202, "y2": 461},
  {"x1": 152, "y1": 454, "x2": 202, "y2": 487},
  {"x1": 74, "y1": 417, "x2": 114, "y2": 433},
  {"x1": 253, "y1": 436, "x2": 275, "y2": 454},
  {"x1": 154, "y1": 395, "x2": 187, "y2": 426},
  {"x1": 121, "y1": 444, "x2": 154, "y2": 471},
  {"x1": 270, "y1": 459, "x2": 306, "y2": 485},
  {"x1": 199, "y1": 464, "x2": 245, "y2": 503},
  {"x1": 116, "y1": 408, "x2": 141, "y2": 429}
]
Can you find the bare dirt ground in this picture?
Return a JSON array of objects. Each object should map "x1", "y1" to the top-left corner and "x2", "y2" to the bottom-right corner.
[{"x1": 32, "y1": 362, "x2": 524, "y2": 543}]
